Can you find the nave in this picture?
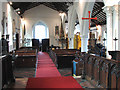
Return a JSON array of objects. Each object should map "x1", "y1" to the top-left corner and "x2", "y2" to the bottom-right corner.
[
  {"x1": 1, "y1": 0, "x2": 120, "y2": 89},
  {"x1": 6, "y1": 50, "x2": 93, "y2": 89},
  {"x1": 3, "y1": 47, "x2": 120, "y2": 89}
]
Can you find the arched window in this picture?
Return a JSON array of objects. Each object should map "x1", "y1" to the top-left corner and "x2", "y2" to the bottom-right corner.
[{"x1": 33, "y1": 22, "x2": 49, "y2": 42}]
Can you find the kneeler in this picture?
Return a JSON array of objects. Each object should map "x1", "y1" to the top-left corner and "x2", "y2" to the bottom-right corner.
[
  {"x1": 72, "y1": 59, "x2": 84, "y2": 76},
  {"x1": 26, "y1": 76, "x2": 83, "y2": 89},
  {"x1": 73, "y1": 60, "x2": 78, "y2": 76}
]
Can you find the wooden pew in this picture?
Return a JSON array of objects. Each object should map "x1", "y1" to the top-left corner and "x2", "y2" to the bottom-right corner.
[
  {"x1": 110, "y1": 60, "x2": 120, "y2": 89},
  {"x1": 93, "y1": 57, "x2": 100, "y2": 85},
  {"x1": 99, "y1": 58, "x2": 110, "y2": 88},
  {"x1": 85, "y1": 55, "x2": 95, "y2": 80},
  {"x1": 49, "y1": 49, "x2": 79, "y2": 69},
  {"x1": 14, "y1": 48, "x2": 37, "y2": 68},
  {"x1": 2, "y1": 55, "x2": 15, "y2": 89},
  {"x1": 77, "y1": 53, "x2": 120, "y2": 89},
  {"x1": 19, "y1": 46, "x2": 38, "y2": 52}
]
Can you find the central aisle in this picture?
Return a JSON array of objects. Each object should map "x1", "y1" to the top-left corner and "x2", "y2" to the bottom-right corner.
[
  {"x1": 26, "y1": 52, "x2": 83, "y2": 89},
  {"x1": 35, "y1": 52, "x2": 61, "y2": 77}
]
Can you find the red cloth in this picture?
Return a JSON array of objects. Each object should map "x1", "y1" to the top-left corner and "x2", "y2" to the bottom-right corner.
[
  {"x1": 26, "y1": 76, "x2": 83, "y2": 89},
  {"x1": 35, "y1": 52, "x2": 61, "y2": 77},
  {"x1": 36, "y1": 67, "x2": 61, "y2": 77},
  {"x1": 26, "y1": 52, "x2": 83, "y2": 89}
]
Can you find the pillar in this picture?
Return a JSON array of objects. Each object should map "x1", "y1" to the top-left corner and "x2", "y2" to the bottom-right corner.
[
  {"x1": 69, "y1": 36, "x2": 74, "y2": 49},
  {"x1": 68, "y1": 5, "x2": 77, "y2": 49},
  {"x1": 103, "y1": 6, "x2": 113, "y2": 59},
  {"x1": 0, "y1": 2, "x2": 2, "y2": 90},
  {"x1": 81, "y1": 35, "x2": 88, "y2": 52},
  {"x1": 118, "y1": 5, "x2": 120, "y2": 51},
  {"x1": 112, "y1": 5, "x2": 118, "y2": 50}
]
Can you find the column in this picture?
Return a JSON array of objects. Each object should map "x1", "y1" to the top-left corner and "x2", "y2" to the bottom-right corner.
[
  {"x1": 68, "y1": 5, "x2": 76, "y2": 49},
  {"x1": 103, "y1": 6, "x2": 113, "y2": 59},
  {"x1": 69, "y1": 36, "x2": 74, "y2": 49},
  {"x1": 118, "y1": 6, "x2": 120, "y2": 50},
  {"x1": 112, "y1": 5, "x2": 119, "y2": 50},
  {"x1": 0, "y1": 2, "x2": 2, "y2": 40},
  {"x1": 0, "y1": 2, "x2": 2, "y2": 90},
  {"x1": 81, "y1": 35, "x2": 88, "y2": 52}
]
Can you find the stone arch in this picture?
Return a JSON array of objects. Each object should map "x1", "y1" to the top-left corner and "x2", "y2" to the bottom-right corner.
[
  {"x1": 68, "y1": 5, "x2": 78, "y2": 49},
  {"x1": 75, "y1": 0, "x2": 106, "y2": 36},
  {"x1": 81, "y1": 1, "x2": 95, "y2": 36},
  {"x1": 68, "y1": 6, "x2": 77, "y2": 38},
  {"x1": 74, "y1": 0, "x2": 106, "y2": 52}
]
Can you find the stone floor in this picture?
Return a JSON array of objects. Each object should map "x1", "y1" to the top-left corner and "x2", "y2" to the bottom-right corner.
[
  {"x1": 6, "y1": 53, "x2": 98, "y2": 89},
  {"x1": 8, "y1": 77, "x2": 97, "y2": 89},
  {"x1": 7, "y1": 67, "x2": 97, "y2": 89},
  {"x1": 8, "y1": 78, "x2": 28, "y2": 89},
  {"x1": 13, "y1": 68, "x2": 35, "y2": 78}
]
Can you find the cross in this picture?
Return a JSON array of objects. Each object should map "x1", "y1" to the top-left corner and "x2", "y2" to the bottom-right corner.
[
  {"x1": 113, "y1": 37, "x2": 118, "y2": 51},
  {"x1": 82, "y1": 11, "x2": 97, "y2": 30}
]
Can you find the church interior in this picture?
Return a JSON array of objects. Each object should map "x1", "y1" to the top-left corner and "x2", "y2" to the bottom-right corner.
[{"x1": 0, "y1": 0, "x2": 120, "y2": 89}]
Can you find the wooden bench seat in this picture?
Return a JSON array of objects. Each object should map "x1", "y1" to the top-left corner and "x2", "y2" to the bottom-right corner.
[
  {"x1": 49, "y1": 49, "x2": 80, "y2": 69},
  {"x1": 75, "y1": 53, "x2": 120, "y2": 89},
  {"x1": 14, "y1": 48, "x2": 37, "y2": 68}
]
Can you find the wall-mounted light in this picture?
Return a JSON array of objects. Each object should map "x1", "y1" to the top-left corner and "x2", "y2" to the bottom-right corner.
[
  {"x1": 9, "y1": 1, "x2": 12, "y2": 5},
  {"x1": 59, "y1": 12, "x2": 66, "y2": 17},
  {"x1": 18, "y1": 11, "x2": 20, "y2": 14}
]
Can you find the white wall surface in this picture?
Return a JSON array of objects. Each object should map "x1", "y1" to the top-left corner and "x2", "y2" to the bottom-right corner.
[
  {"x1": 23, "y1": 5, "x2": 60, "y2": 45},
  {"x1": 23, "y1": 5, "x2": 61, "y2": 46},
  {"x1": 2, "y1": 2, "x2": 21, "y2": 51}
]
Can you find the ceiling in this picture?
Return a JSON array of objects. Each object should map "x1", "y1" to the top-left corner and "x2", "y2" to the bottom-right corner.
[
  {"x1": 91, "y1": 1, "x2": 106, "y2": 27},
  {"x1": 11, "y1": 2, "x2": 72, "y2": 15},
  {"x1": 10, "y1": 1, "x2": 106, "y2": 27}
]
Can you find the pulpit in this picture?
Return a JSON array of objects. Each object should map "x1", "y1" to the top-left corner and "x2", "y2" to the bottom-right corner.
[{"x1": 108, "y1": 51, "x2": 120, "y2": 61}]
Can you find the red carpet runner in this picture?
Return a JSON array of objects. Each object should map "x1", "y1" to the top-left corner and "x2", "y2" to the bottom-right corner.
[
  {"x1": 26, "y1": 76, "x2": 83, "y2": 88},
  {"x1": 35, "y1": 52, "x2": 61, "y2": 77},
  {"x1": 26, "y1": 52, "x2": 83, "y2": 89}
]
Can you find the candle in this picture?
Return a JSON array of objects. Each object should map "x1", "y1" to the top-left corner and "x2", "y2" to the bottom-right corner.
[{"x1": 115, "y1": 29, "x2": 116, "y2": 37}]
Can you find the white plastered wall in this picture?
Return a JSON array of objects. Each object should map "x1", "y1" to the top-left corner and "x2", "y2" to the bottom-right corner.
[
  {"x1": 23, "y1": 5, "x2": 61, "y2": 46},
  {"x1": 1, "y1": 2, "x2": 21, "y2": 51}
]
